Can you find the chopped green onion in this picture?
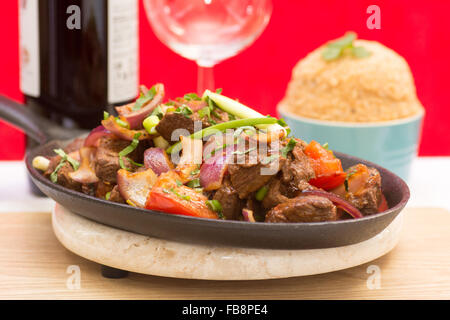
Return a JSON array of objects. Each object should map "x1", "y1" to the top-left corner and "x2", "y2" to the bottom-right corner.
[
  {"x1": 105, "y1": 191, "x2": 111, "y2": 200},
  {"x1": 197, "y1": 106, "x2": 211, "y2": 119},
  {"x1": 115, "y1": 117, "x2": 130, "y2": 129},
  {"x1": 215, "y1": 88, "x2": 223, "y2": 94},
  {"x1": 166, "y1": 117, "x2": 278, "y2": 154},
  {"x1": 187, "y1": 178, "x2": 201, "y2": 188},
  {"x1": 103, "y1": 111, "x2": 110, "y2": 120},
  {"x1": 118, "y1": 133, "x2": 141, "y2": 170},
  {"x1": 125, "y1": 157, "x2": 143, "y2": 167},
  {"x1": 151, "y1": 105, "x2": 164, "y2": 119},
  {"x1": 322, "y1": 142, "x2": 329, "y2": 150},
  {"x1": 153, "y1": 136, "x2": 169, "y2": 149},
  {"x1": 206, "y1": 199, "x2": 223, "y2": 217},
  {"x1": 202, "y1": 90, "x2": 281, "y2": 131},
  {"x1": 176, "y1": 179, "x2": 183, "y2": 187},
  {"x1": 255, "y1": 186, "x2": 269, "y2": 201},
  {"x1": 143, "y1": 115, "x2": 160, "y2": 134},
  {"x1": 277, "y1": 118, "x2": 288, "y2": 127}
]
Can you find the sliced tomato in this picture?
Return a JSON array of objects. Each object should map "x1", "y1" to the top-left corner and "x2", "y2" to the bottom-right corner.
[
  {"x1": 309, "y1": 171, "x2": 347, "y2": 190},
  {"x1": 145, "y1": 171, "x2": 218, "y2": 219},
  {"x1": 304, "y1": 140, "x2": 346, "y2": 190}
]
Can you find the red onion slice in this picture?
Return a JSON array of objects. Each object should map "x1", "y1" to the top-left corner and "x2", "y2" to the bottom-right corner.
[
  {"x1": 117, "y1": 168, "x2": 158, "y2": 208},
  {"x1": 101, "y1": 116, "x2": 150, "y2": 141},
  {"x1": 199, "y1": 145, "x2": 235, "y2": 191},
  {"x1": 300, "y1": 190, "x2": 364, "y2": 219},
  {"x1": 84, "y1": 125, "x2": 111, "y2": 147},
  {"x1": 144, "y1": 148, "x2": 174, "y2": 175},
  {"x1": 115, "y1": 83, "x2": 164, "y2": 129}
]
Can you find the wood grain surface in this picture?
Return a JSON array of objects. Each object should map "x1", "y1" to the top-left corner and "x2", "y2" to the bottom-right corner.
[{"x1": 0, "y1": 207, "x2": 449, "y2": 300}]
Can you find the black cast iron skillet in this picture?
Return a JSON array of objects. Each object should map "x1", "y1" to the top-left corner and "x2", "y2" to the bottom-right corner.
[{"x1": 0, "y1": 95, "x2": 410, "y2": 250}]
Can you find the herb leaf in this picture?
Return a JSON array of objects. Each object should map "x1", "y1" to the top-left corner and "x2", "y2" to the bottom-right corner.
[
  {"x1": 175, "y1": 105, "x2": 193, "y2": 118},
  {"x1": 280, "y1": 138, "x2": 297, "y2": 158},
  {"x1": 183, "y1": 93, "x2": 201, "y2": 101},
  {"x1": 133, "y1": 85, "x2": 156, "y2": 111},
  {"x1": 50, "y1": 149, "x2": 80, "y2": 183},
  {"x1": 322, "y1": 45, "x2": 342, "y2": 61},
  {"x1": 322, "y1": 32, "x2": 371, "y2": 61}
]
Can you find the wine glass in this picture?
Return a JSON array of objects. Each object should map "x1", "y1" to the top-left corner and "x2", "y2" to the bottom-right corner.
[{"x1": 143, "y1": 0, "x2": 272, "y2": 93}]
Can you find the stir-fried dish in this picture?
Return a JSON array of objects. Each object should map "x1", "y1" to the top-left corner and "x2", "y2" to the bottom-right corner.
[{"x1": 33, "y1": 84, "x2": 388, "y2": 223}]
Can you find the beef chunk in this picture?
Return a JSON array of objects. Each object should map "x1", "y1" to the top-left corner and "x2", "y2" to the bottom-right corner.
[
  {"x1": 212, "y1": 177, "x2": 244, "y2": 220},
  {"x1": 345, "y1": 166, "x2": 382, "y2": 215},
  {"x1": 81, "y1": 183, "x2": 96, "y2": 196},
  {"x1": 95, "y1": 181, "x2": 114, "y2": 199},
  {"x1": 281, "y1": 139, "x2": 315, "y2": 192},
  {"x1": 262, "y1": 179, "x2": 289, "y2": 209},
  {"x1": 95, "y1": 137, "x2": 144, "y2": 184},
  {"x1": 228, "y1": 157, "x2": 282, "y2": 199},
  {"x1": 109, "y1": 185, "x2": 125, "y2": 204},
  {"x1": 44, "y1": 156, "x2": 81, "y2": 191},
  {"x1": 156, "y1": 112, "x2": 201, "y2": 142},
  {"x1": 55, "y1": 162, "x2": 82, "y2": 191},
  {"x1": 156, "y1": 106, "x2": 230, "y2": 142},
  {"x1": 265, "y1": 195, "x2": 337, "y2": 223}
]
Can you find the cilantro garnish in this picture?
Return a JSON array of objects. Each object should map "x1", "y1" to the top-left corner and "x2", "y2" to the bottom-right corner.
[
  {"x1": 133, "y1": 85, "x2": 157, "y2": 111},
  {"x1": 280, "y1": 138, "x2": 297, "y2": 158},
  {"x1": 50, "y1": 149, "x2": 80, "y2": 183},
  {"x1": 322, "y1": 32, "x2": 371, "y2": 61}
]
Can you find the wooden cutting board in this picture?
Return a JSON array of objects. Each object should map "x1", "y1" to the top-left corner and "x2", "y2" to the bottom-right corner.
[{"x1": 0, "y1": 207, "x2": 449, "y2": 299}]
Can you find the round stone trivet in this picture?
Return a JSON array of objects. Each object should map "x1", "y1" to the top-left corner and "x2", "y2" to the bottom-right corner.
[{"x1": 52, "y1": 203, "x2": 403, "y2": 280}]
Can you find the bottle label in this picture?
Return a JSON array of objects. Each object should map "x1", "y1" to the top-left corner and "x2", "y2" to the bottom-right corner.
[
  {"x1": 19, "y1": 0, "x2": 40, "y2": 97},
  {"x1": 107, "y1": 0, "x2": 139, "y2": 104}
]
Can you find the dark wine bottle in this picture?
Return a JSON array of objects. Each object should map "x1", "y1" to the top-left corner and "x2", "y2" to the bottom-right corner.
[{"x1": 19, "y1": 0, "x2": 139, "y2": 129}]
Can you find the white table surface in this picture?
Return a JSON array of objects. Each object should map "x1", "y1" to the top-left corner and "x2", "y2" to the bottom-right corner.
[{"x1": 0, "y1": 157, "x2": 449, "y2": 213}]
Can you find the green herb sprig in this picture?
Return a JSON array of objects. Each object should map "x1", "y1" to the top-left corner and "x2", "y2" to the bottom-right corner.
[
  {"x1": 280, "y1": 138, "x2": 297, "y2": 158},
  {"x1": 50, "y1": 149, "x2": 80, "y2": 183},
  {"x1": 322, "y1": 32, "x2": 371, "y2": 61},
  {"x1": 133, "y1": 85, "x2": 157, "y2": 111}
]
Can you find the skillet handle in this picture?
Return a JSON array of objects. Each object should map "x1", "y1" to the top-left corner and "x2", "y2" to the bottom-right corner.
[{"x1": 0, "y1": 95, "x2": 85, "y2": 144}]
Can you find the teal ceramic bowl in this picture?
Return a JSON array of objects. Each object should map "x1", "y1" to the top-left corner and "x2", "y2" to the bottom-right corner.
[{"x1": 278, "y1": 107, "x2": 424, "y2": 181}]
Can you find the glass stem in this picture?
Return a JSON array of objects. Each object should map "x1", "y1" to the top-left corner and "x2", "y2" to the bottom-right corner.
[{"x1": 197, "y1": 64, "x2": 215, "y2": 94}]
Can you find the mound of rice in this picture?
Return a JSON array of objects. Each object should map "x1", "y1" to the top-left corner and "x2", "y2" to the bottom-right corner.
[{"x1": 278, "y1": 39, "x2": 424, "y2": 122}]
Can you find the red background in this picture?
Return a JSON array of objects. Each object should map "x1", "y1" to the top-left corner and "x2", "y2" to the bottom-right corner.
[{"x1": 1, "y1": 0, "x2": 449, "y2": 160}]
